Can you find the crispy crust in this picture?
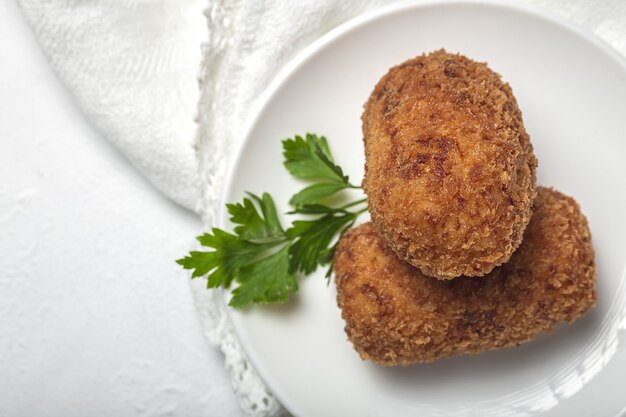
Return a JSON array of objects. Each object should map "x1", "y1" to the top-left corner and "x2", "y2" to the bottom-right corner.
[
  {"x1": 362, "y1": 50, "x2": 537, "y2": 278},
  {"x1": 334, "y1": 187, "x2": 596, "y2": 366}
]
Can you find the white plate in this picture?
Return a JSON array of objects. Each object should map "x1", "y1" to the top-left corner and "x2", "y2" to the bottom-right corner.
[{"x1": 222, "y1": 1, "x2": 626, "y2": 416}]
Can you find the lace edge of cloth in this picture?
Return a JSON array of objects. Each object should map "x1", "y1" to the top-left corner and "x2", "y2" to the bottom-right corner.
[{"x1": 190, "y1": 0, "x2": 290, "y2": 416}]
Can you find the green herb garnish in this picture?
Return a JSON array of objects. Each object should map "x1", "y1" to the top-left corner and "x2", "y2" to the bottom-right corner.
[{"x1": 177, "y1": 134, "x2": 367, "y2": 308}]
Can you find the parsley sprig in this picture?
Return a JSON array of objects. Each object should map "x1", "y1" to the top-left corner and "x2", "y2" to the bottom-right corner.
[{"x1": 177, "y1": 134, "x2": 367, "y2": 308}]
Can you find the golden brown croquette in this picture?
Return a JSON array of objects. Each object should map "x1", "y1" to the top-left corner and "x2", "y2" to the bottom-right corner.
[
  {"x1": 334, "y1": 187, "x2": 596, "y2": 366},
  {"x1": 362, "y1": 50, "x2": 537, "y2": 279}
]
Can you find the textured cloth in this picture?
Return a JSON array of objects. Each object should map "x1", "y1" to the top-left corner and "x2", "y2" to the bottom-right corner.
[
  {"x1": 16, "y1": 0, "x2": 626, "y2": 416},
  {"x1": 17, "y1": 0, "x2": 206, "y2": 212}
]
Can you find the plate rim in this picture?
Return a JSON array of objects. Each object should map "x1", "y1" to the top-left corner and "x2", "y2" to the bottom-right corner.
[{"x1": 219, "y1": 1, "x2": 626, "y2": 415}]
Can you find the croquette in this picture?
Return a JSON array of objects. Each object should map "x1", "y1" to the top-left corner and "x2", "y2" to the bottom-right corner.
[
  {"x1": 334, "y1": 187, "x2": 596, "y2": 366},
  {"x1": 362, "y1": 50, "x2": 537, "y2": 279}
]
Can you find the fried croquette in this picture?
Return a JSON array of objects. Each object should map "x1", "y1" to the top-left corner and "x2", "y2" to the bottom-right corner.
[
  {"x1": 334, "y1": 187, "x2": 596, "y2": 366},
  {"x1": 362, "y1": 50, "x2": 537, "y2": 279}
]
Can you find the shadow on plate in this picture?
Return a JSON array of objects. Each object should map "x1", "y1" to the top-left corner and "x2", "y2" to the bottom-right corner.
[
  {"x1": 241, "y1": 292, "x2": 303, "y2": 316},
  {"x1": 368, "y1": 306, "x2": 602, "y2": 393}
]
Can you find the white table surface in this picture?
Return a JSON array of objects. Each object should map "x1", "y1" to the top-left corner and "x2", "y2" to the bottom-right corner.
[{"x1": 0, "y1": 1, "x2": 241, "y2": 416}]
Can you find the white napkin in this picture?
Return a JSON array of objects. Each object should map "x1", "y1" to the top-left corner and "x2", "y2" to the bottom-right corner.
[
  {"x1": 16, "y1": 0, "x2": 207, "y2": 212},
  {"x1": 17, "y1": 0, "x2": 626, "y2": 416}
]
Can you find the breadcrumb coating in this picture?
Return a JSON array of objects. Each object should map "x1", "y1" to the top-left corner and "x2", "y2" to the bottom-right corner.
[
  {"x1": 362, "y1": 50, "x2": 537, "y2": 279},
  {"x1": 334, "y1": 187, "x2": 596, "y2": 366}
]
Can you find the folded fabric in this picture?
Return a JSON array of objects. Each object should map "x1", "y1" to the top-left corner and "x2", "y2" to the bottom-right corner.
[{"x1": 17, "y1": 0, "x2": 207, "y2": 212}]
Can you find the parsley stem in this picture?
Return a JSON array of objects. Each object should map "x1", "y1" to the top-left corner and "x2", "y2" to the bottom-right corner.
[
  {"x1": 348, "y1": 183, "x2": 363, "y2": 189},
  {"x1": 339, "y1": 198, "x2": 368, "y2": 210}
]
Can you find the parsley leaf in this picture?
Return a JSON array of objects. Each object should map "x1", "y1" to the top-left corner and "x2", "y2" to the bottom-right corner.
[
  {"x1": 283, "y1": 134, "x2": 349, "y2": 184},
  {"x1": 227, "y1": 193, "x2": 285, "y2": 241},
  {"x1": 177, "y1": 228, "x2": 269, "y2": 288},
  {"x1": 178, "y1": 133, "x2": 368, "y2": 308},
  {"x1": 229, "y1": 246, "x2": 297, "y2": 307},
  {"x1": 288, "y1": 182, "x2": 348, "y2": 207},
  {"x1": 288, "y1": 204, "x2": 348, "y2": 215},
  {"x1": 177, "y1": 193, "x2": 288, "y2": 307},
  {"x1": 286, "y1": 209, "x2": 358, "y2": 275},
  {"x1": 283, "y1": 133, "x2": 358, "y2": 208}
]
